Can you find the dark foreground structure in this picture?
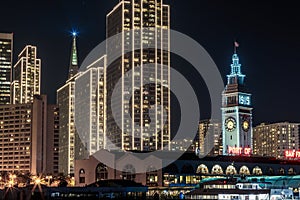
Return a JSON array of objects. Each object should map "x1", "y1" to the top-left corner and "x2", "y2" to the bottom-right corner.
[
  {"x1": 75, "y1": 151, "x2": 300, "y2": 187},
  {"x1": 0, "y1": 180, "x2": 147, "y2": 200}
]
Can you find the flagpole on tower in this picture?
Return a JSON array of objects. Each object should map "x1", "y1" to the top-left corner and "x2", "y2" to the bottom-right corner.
[{"x1": 234, "y1": 41, "x2": 239, "y2": 54}]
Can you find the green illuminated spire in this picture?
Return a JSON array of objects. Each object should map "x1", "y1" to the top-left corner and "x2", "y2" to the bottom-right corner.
[{"x1": 68, "y1": 34, "x2": 79, "y2": 79}]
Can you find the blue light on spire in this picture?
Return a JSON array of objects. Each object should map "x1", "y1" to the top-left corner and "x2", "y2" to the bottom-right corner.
[{"x1": 70, "y1": 29, "x2": 78, "y2": 37}]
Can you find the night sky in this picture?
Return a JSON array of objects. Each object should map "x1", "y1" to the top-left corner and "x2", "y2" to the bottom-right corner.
[{"x1": 1, "y1": 0, "x2": 300, "y2": 126}]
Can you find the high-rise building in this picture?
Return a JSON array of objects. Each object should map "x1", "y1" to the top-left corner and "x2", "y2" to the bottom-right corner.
[
  {"x1": 75, "y1": 56, "x2": 106, "y2": 155},
  {"x1": 221, "y1": 50, "x2": 253, "y2": 155},
  {"x1": 253, "y1": 122, "x2": 300, "y2": 159},
  {"x1": 0, "y1": 103, "x2": 32, "y2": 173},
  {"x1": 198, "y1": 119, "x2": 222, "y2": 156},
  {"x1": 0, "y1": 95, "x2": 47, "y2": 174},
  {"x1": 57, "y1": 34, "x2": 85, "y2": 175},
  {"x1": 45, "y1": 104, "x2": 60, "y2": 175},
  {"x1": 12, "y1": 45, "x2": 41, "y2": 104},
  {"x1": 106, "y1": 0, "x2": 170, "y2": 151},
  {"x1": 57, "y1": 80, "x2": 76, "y2": 175},
  {"x1": 0, "y1": 33, "x2": 13, "y2": 104},
  {"x1": 31, "y1": 95, "x2": 48, "y2": 174}
]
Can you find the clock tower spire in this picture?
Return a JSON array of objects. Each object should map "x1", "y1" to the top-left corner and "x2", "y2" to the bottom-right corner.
[{"x1": 222, "y1": 42, "x2": 253, "y2": 156}]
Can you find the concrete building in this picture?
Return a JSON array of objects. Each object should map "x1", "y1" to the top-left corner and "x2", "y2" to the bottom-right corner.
[
  {"x1": 106, "y1": 0, "x2": 171, "y2": 151},
  {"x1": 45, "y1": 104, "x2": 60, "y2": 175},
  {"x1": 0, "y1": 95, "x2": 47, "y2": 174},
  {"x1": 253, "y1": 122, "x2": 300, "y2": 159},
  {"x1": 31, "y1": 95, "x2": 47, "y2": 174},
  {"x1": 0, "y1": 33, "x2": 13, "y2": 104},
  {"x1": 12, "y1": 45, "x2": 41, "y2": 104}
]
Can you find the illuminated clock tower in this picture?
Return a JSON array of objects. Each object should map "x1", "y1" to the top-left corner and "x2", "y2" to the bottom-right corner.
[{"x1": 222, "y1": 48, "x2": 253, "y2": 155}]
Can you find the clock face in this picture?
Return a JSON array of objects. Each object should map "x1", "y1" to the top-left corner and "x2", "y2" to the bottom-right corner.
[
  {"x1": 242, "y1": 120, "x2": 250, "y2": 132},
  {"x1": 225, "y1": 117, "x2": 236, "y2": 132}
]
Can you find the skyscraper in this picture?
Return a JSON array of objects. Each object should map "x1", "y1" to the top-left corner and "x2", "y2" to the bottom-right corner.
[
  {"x1": 0, "y1": 33, "x2": 13, "y2": 104},
  {"x1": 57, "y1": 33, "x2": 85, "y2": 175},
  {"x1": 75, "y1": 56, "x2": 106, "y2": 155},
  {"x1": 106, "y1": 0, "x2": 170, "y2": 151},
  {"x1": 221, "y1": 49, "x2": 253, "y2": 155},
  {"x1": 57, "y1": 80, "x2": 76, "y2": 175},
  {"x1": 12, "y1": 45, "x2": 41, "y2": 104}
]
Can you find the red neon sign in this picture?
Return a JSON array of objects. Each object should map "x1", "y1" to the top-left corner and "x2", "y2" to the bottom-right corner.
[
  {"x1": 244, "y1": 148, "x2": 251, "y2": 155},
  {"x1": 285, "y1": 150, "x2": 300, "y2": 158},
  {"x1": 228, "y1": 147, "x2": 251, "y2": 155}
]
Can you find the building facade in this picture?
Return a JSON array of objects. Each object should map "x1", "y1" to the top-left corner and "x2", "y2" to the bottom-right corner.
[
  {"x1": 12, "y1": 45, "x2": 41, "y2": 104},
  {"x1": 46, "y1": 104, "x2": 60, "y2": 175},
  {"x1": 75, "y1": 151, "x2": 300, "y2": 187},
  {"x1": 253, "y1": 122, "x2": 300, "y2": 159},
  {"x1": 106, "y1": 0, "x2": 171, "y2": 151},
  {"x1": 57, "y1": 81, "x2": 76, "y2": 175},
  {"x1": 171, "y1": 139, "x2": 196, "y2": 152},
  {"x1": 0, "y1": 103, "x2": 32, "y2": 173},
  {"x1": 0, "y1": 95, "x2": 47, "y2": 174},
  {"x1": 74, "y1": 56, "x2": 106, "y2": 155},
  {"x1": 0, "y1": 33, "x2": 13, "y2": 105},
  {"x1": 221, "y1": 52, "x2": 253, "y2": 155},
  {"x1": 198, "y1": 119, "x2": 222, "y2": 156}
]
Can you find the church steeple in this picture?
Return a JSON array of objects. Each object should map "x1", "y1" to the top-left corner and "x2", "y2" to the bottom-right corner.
[{"x1": 68, "y1": 32, "x2": 79, "y2": 79}]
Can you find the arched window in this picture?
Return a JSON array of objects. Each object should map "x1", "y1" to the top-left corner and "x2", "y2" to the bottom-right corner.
[
  {"x1": 211, "y1": 165, "x2": 223, "y2": 175},
  {"x1": 122, "y1": 164, "x2": 136, "y2": 181},
  {"x1": 163, "y1": 163, "x2": 179, "y2": 186},
  {"x1": 196, "y1": 164, "x2": 209, "y2": 174},
  {"x1": 79, "y1": 168, "x2": 85, "y2": 184},
  {"x1": 96, "y1": 163, "x2": 108, "y2": 181},
  {"x1": 288, "y1": 168, "x2": 295, "y2": 175},
  {"x1": 239, "y1": 166, "x2": 250, "y2": 175},
  {"x1": 252, "y1": 166, "x2": 263, "y2": 175},
  {"x1": 267, "y1": 167, "x2": 274, "y2": 175},
  {"x1": 279, "y1": 168, "x2": 285, "y2": 175},
  {"x1": 146, "y1": 166, "x2": 158, "y2": 185},
  {"x1": 226, "y1": 165, "x2": 237, "y2": 175},
  {"x1": 181, "y1": 164, "x2": 194, "y2": 174},
  {"x1": 164, "y1": 163, "x2": 179, "y2": 174}
]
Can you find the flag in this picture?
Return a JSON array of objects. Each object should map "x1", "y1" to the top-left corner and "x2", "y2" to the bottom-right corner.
[{"x1": 234, "y1": 41, "x2": 239, "y2": 48}]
